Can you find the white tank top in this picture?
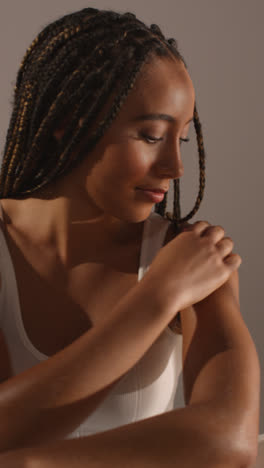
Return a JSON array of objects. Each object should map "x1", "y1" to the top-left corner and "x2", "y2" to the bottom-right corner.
[{"x1": 0, "y1": 204, "x2": 182, "y2": 439}]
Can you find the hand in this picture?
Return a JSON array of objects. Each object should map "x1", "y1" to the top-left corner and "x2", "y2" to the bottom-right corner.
[
  {"x1": 146, "y1": 220, "x2": 242, "y2": 314},
  {"x1": 194, "y1": 268, "x2": 240, "y2": 311}
]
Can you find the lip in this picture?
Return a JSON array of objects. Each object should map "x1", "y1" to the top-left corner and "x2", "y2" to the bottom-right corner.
[
  {"x1": 136, "y1": 188, "x2": 165, "y2": 203},
  {"x1": 136, "y1": 187, "x2": 168, "y2": 193}
]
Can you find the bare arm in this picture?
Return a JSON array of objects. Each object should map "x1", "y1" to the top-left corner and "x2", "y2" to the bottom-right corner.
[
  {"x1": 0, "y1": 403, "x2": 248, "y2": 468},
  {"x1": 180, "y1": 269, "x2": 260, "y2": 467},
  {"x1": 0, "y1": 273, "x2": 177, "y2": 451},
  {"x1": 0, "y1": 270, "x2": 255, "y2": 467}
]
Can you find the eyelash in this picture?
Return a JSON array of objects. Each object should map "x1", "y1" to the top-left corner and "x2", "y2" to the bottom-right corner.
[{"x1": 141, "y1": 134, "x2": 190, "y2": 144}]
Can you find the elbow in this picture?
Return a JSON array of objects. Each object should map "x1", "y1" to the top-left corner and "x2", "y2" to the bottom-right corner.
[
  {"x1": 237, "y1": 447, "x2": 259, "y2": 468},
  {"x1": 207, "y1": 417, "x2": 259, "y2": 468},
  {"x1": 215, "y1": 438, "x2": 258, "y2": 468},
  {"x1": 236, "y1": 451, "x2": 259, "y2": 468},
  {"x1": 229, "y1": 422, "x2": 260, "y2": 467}
]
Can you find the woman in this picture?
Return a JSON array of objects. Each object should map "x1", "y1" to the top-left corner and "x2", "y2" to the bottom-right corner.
[{"x1": 0, "y1": 7, "x2": 260, "y2": 467}]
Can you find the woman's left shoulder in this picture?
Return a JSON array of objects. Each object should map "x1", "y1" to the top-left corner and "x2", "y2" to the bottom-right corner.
[{"x1": 162, "y1": 220, "x2": 186, "y2": 246}]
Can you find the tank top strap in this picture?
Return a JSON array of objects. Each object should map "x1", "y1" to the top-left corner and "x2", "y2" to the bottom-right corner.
[{"x1": 138, "y1": 211, "x2": 170, "y2": 281}]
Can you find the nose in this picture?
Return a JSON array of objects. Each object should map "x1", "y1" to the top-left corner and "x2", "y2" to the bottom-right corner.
[{"x1": 157, "y1": 141, "x2": 184, "y2": 179}]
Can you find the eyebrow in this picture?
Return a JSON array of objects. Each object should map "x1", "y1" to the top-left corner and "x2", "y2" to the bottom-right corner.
[{"x1": 132, "y1": 113, "x2": 194, "y2": 124}]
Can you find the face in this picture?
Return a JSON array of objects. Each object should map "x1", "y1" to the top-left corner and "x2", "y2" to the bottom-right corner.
[{"x1": 54, "y1": 55, "x2": 195, "y2": 225}]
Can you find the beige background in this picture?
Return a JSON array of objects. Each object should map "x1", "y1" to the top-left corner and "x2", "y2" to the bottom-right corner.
[{"x1": 0, "y1": 0, "x2": 263, "y2": 434}]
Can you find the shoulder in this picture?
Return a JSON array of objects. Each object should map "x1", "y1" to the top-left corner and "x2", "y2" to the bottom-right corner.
[
  {"x1": 162, "y1": 219, "x2": 189, "y2": 247},
  {"x1": 163, "y1": 219, "x2": 198, "y2": 335},
  {"x1": 163, "y1": 221, "x2": 178, "y2": 247},
  {"x1": 164, "y1": 223, "x2": 199, "y2": 357},
  {"x1": 163, "y1": 221, "x2": 184, "y2": 334}
]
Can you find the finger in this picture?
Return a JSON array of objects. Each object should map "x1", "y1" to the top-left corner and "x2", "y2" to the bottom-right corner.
[
  {"x1": 201, "y1": 225, "x2": 225, "y2": 242},
  {"x1": 191, "y1": 220, "x2": 211, "y2": 235},
  {"x1": 216, "y1": 237, "x2": 234, "y2": 257},
  {"x1": 224, "y1": 253, "x2": 242, "y2": 269}
]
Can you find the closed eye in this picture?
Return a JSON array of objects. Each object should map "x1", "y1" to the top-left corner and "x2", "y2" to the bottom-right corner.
[{"x1": 140, "y1": 133, "x2": 190, "y2": 144}]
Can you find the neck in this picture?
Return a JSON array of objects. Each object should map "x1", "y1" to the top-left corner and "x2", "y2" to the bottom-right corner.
[{"x1": 0, "y1": 197, "x2": 145, "y2": 267}]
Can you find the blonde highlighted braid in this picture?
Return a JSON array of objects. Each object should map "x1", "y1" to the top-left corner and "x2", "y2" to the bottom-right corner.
[{"x1": 0, "y1": 8, "x2": 207, "y2": 334}]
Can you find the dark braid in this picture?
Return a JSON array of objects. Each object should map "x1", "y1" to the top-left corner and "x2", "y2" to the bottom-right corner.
[{"x1": 0, "y1": 8, "x2": 207, "y2": 334}]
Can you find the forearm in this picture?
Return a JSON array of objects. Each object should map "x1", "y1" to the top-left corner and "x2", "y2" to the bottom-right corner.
[
  {"x1": 0, "y1": 274, "x2": 175, "y2": 451},
  {"x1": 189, "y1": 345, "x2": 259, "y2": 464},
  {"x1": 188, "y1": 300, "x2": 260, "y2": 464},
  {"x1": 0, "y1": 403, "x2": 246, "y2": 468}
]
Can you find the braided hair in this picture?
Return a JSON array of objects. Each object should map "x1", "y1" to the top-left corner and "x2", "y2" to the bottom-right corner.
[{"x1": 0, "y1": 8, "x2": 207, "y2": 333}]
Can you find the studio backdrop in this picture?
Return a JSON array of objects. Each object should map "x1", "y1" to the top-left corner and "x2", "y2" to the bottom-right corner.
[{"x1": 0, "y1": 0, "x2": 263, "y2": 434}]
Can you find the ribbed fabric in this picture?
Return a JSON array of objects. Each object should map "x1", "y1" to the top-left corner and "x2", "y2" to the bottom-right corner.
[{"x1": 0, "y1": 204, "x2": 182, "y2": 439}]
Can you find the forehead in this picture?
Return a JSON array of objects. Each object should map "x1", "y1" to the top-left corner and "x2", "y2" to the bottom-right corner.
[{"x1": 115, "y1": 56, "x2": 195, "y2": 123}]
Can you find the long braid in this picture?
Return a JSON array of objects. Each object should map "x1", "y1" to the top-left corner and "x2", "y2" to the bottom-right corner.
[
  {"x1": 0, "y1": 8, "x2": 207, "y2": 334},
  {"x1": 157, "y1": 102, "x2": 206, "y2": 231}
]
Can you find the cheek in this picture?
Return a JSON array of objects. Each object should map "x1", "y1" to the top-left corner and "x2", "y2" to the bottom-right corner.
[{"x1": 104, "y1": 143, "x2": 149, "y2": 184}]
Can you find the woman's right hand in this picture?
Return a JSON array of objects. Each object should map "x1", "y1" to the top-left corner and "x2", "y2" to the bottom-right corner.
[{"x1": 146, "y1": 220, "x2": 242, "y2": 313}]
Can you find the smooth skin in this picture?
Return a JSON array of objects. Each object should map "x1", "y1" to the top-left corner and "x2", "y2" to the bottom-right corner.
[
  {"x1": 1, "y1": 55, "x2": 194, "y2": 269},
  {"x1": 0, "y1": 55, "x2": 257, "y2": 467}
]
